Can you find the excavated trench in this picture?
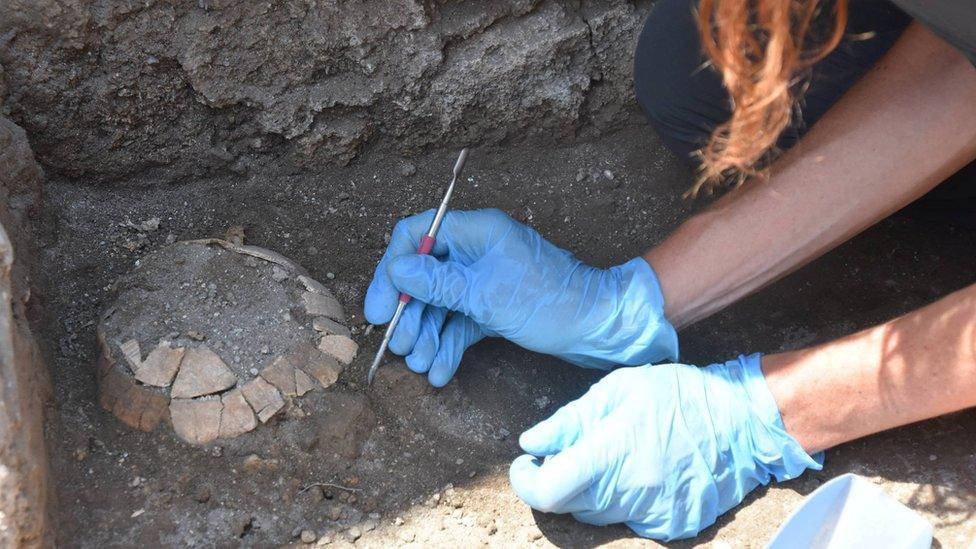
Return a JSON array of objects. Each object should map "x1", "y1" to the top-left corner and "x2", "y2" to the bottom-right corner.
[
  {"x1": 34, "y1": 130, "x2": 976, "y2": 547},
  {"x1": 2, "y1": 1, "x2": 976, "y2": 547}
]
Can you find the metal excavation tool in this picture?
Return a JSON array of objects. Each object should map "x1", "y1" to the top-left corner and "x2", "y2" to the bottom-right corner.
[{"x1": 367, "y1": 148, "x2": 470, "y2": 386}]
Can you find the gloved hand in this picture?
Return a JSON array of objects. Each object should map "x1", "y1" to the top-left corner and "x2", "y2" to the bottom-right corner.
[
  {"x1": 509, "y1": 354, "x2": 822, "y2": 541},
  {"x1": 364, "y1": 208, "x2": 678, "y2": 386}
]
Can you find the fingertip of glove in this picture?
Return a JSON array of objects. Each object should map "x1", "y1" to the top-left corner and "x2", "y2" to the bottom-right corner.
[
  {"x1": 405, "y1": 352, "x2": 431, "y2": 374},
  {"x1": 508, "y1": 454, "x2": 543, "y2": 503},
  {"x1": 518, "y1": 420, "x2": 563, "y2": 456}
]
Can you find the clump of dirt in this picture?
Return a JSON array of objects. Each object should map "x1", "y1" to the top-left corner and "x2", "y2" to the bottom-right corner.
[{"x1": 102, "y1": 242, "x2": 318, "y2": 380}]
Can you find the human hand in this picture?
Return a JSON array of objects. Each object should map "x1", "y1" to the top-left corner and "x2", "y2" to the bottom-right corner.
[
  {"x1": 364, "y1": 208, "x2": 678, "y2": 386},
  {"x1": 509, "y1": 354, "x2": 822, "y2": 540}
]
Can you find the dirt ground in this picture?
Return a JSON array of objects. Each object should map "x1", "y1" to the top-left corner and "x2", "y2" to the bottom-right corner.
[{"x1": 39, "y1": 123, "x2": 976, "y2": 547}]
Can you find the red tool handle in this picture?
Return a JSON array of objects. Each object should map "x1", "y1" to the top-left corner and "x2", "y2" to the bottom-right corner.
[{"x1": 399, "y1": 235, "x2": 436, "y2": 304}]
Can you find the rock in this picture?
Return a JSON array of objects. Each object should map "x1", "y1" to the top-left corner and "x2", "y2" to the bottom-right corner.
[
  {"x1": 399, "y1": 161, "x2": 417, "y2": 177},
  {"x1": 315, "y1": 530, "x2": 335, "y2": 546},
  {"x1": 240, "y1": 376, "x2": 285, "y2": 423},
  {"x1": 170, "y1": 398, "x2": 222, "y2": 444},
  {"x1": 170, "y1": 345, "x2": 238, "y2": 399},
  {"x1": 301, "y1": 529, "x2": 317, "y2": 543},
  {"x1": 306, "y1": 485, "x2": 325, "y2": 503},
  {"x1": 194, "y1": 486, "x2": 211, "y2": 503},
  {"x1": 134, "y1": 342, "x2": 184, "y2": 387},
  {"x1": 302, "y1": 291, "x2": 344, "y2": 321},
  {"x1": 218, "y1": 389, "x2": 258, "y2": 438},
  {"x1": 317, "y1": 335, "x2": 358, "y2": 365},
  {"x1": 224, "y1": 225, "x2": 246, "y2": 246},
  {"x1": 312, "y1": 316, "x2": 352, "y2": 338},
  {"x1": 362, "y1": 519, "x2": 377, "y2": 532},
  {"x1": 242, "y1": 454, "x2": 279, "y2": 473},
  {"x1": 399, "y1": 530, "x2": 415, "y2": 543},
  {"x1": 345, "y1": 526, "x2": 362, "y2": 542},
  {"x1": 271, "y1": 266, "x2": 289, "y2": 282}
]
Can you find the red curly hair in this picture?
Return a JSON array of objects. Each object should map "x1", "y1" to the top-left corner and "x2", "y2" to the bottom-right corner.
[{"x1": 693, "y1": 0, "x2": 849, "y2": 195}]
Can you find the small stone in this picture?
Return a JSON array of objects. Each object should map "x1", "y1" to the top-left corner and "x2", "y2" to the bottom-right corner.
[
  {"x1": 399, "y1": 530, "x2": 415, "y2": 542},
  {"x1": 361, "y1": 519, "x2": 377, "y2": 532},
  {"x1": 301, "y1": 529, "x2": 317, "y2": 543},
  {"x1": 224, "y1": 225, "x2": 246, "y2": 245},
  {"x1": 533, "y1": 396, "x2": 550, "y2": 409},
  {"x1": 271, "y1": 266, "x2": 289, "y2": 282},
  {"x1": 929, "y1": 454, "x2": 937, "y2": 461},
  {"x1": 73, "y1": 447, "x2": 89, "y2": 461},
  {"x1": 260, "y1": 345, "x2": 270, "y2": 354},
  {"x1": 527, "y1": 528, "x2": 543, "y2": 541},
  {"x1": 242, "y1": 453, "x2": 279, "y2": 473},
  {"x1": 329, "y1": 505, "x2": 342, "y2": 521},
  {"x1": 194, "y1": 486, "x2": 211, "y2": 503},
  {"x1": 326, "y1": 272, "x2": 336, "y2": 280},
  {"x1": 165, "y1": 233, "x2": 177, "y2": 244},
  {"x1": 399, "y1": 161, "x2": 417, "y2": 177},
  {"x1": 186, "y1": 330, "x2": 205, "y2": 341},
  {"x1": 314, "y1": 531, "x2": 335, "y2": 546},
  {"x1": 345, "y1": 526, "x2": 362, "y2": 542},
  {"x1": 394, "y1": 517, "x2": 405, "y2": 526},
  {"x1": 306, "y1": 485, "x2": 325, "y2": 502},
  {"x1": 455, "y1": 458, "x2": 464, "y2": 465},
  {"x1": 603, "y1": 169, "x2": 615, "y2": 180}
]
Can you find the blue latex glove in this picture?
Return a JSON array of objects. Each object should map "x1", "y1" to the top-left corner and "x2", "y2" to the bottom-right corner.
[
  {"x1": 509, "y1": 354, "x2": 823, "y2": 541},
  {"x1": 364, "y1": 209, "x2": 678, "y2": 387}
]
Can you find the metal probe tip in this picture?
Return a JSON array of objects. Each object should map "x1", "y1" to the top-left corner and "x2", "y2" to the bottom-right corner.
[
  {"x1": 367, "y1": 148, "x2": 470, "y2": 387},
  {"x1": 453, "y1": 148, "x2": 469, "y2": 178}
]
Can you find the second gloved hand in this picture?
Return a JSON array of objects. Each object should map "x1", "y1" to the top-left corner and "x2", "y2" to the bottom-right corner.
[
  {"x1": 509, "y1": 354, "x2": 823, "y2": 540},
  {"x1": 364, "y1": 209, "x2": 678, "y2": 386}
]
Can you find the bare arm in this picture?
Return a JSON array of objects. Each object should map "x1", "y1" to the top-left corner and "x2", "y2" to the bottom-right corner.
[
  {"x1": 763, "y1": 281, "x2": 976, "y2": 453},
  {"x1": 646, "y1": 22, "x2": 976, "y2": 328}
]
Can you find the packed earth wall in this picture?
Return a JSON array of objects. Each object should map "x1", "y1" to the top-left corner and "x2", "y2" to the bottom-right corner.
[
  {"x1": 0, "y1": 110, "x2": 53, "y2": 546},
  {"x1": 0, "y1": 0, "x2": 652, "y2": 184}
]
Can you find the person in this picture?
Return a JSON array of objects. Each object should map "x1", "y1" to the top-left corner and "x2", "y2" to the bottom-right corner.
[{"x1": 365, "y1": 0, "x2": 976, "y2": 540}]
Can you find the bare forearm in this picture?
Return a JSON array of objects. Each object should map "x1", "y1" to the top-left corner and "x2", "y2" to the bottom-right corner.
[
  {"x1": 762, "y1": 282, "x2": 976, "y2": 454},
  {"x1": 646, "y1": 23, "x2": 976, "y2": 328}
]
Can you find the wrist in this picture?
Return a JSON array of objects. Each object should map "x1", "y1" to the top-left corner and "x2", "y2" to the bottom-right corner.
[
  {"x1": 721, "y1": 354, "x2": 823, "y2": 479},
  {"x1": 607, "y1": 257, "x2": 679, "y2": 365}
]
